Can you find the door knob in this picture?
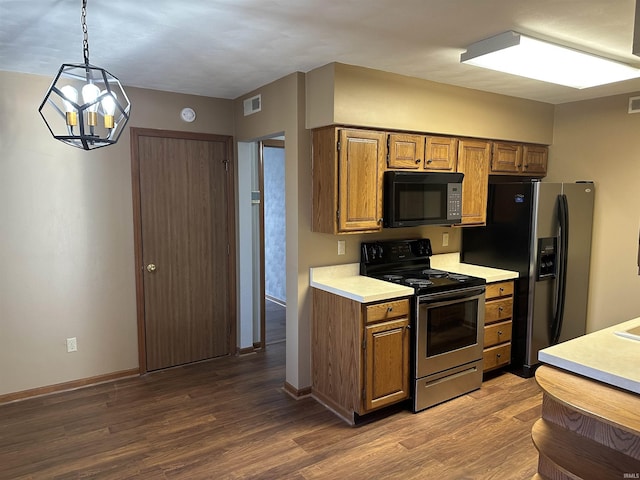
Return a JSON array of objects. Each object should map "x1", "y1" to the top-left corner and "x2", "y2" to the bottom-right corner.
[{"x1": 146, "y1": 263, "x2": 157, "y2": 273}]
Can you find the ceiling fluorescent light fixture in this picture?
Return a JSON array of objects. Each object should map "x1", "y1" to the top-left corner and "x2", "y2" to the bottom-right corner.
[
  {"x1": 39, "y1": 0, "x2": 130, "y2": 150},
  {"x1": 461, "y1": 31, "x2": 640, "y2": 89}
]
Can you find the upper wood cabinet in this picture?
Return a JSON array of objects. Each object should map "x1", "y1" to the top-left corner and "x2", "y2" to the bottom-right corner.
[
  {"x1": 312, "y1": 127, "x2": 385, "y2": 234},
  {"x1": 387, "y1": 133, "x2": 425, "y2": 169},
  {"x1": 425, "y1": 136, "x2": 458, "y2": 171},
  {"x1": 457, "y1": 139, "x2": 491, "y2": 226},
  {"x1": 491, "y1": 141, "x2": 548, "y2": 176},
  {"x1": 386, "y1": 133, "x2": 457, "y2": 172},
  {"x1": 522, "y1": 145, "x2": 548, "y2": 175}
]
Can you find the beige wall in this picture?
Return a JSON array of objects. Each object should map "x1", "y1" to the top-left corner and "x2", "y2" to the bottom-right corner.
[
  {"x1": 307, "y1": 63, "x2": 555, "y2": 145},
  {"x1": 548, "y1": 93, "x2": 640, "y2": 332},
  {"x1": 233, "y1": 72, "x2": 313, "y2": 388},
  {"x1": 0, "y1": 70, "x2": 233, "y2": 396},
  {"x1": 5, "y1": 63, "x2": 637, "y2": 399}
]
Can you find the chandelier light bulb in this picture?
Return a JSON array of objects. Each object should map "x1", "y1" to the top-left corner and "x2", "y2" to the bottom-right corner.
[
  {"x1": 81, "y1": 83, "x2": 101, "y2": 126},
  {"x1": 60, "y1": 85, "x2": 78, "y2": 126},
  {"x1": 101, "y1": 91, "x2": 117, "y2": 129}
]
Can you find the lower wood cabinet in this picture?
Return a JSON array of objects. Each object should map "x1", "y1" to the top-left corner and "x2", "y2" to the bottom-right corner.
[
  {"x1": 483, "y1": 280, "x2": 514, "y2": 373},
  {"x1": 312, "y1": 289, "x2": 410, "y2": 424}
]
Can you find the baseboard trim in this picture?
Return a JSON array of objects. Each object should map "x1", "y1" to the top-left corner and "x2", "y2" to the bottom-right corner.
[
  {"x1": 0, "y1": 368, "x2": 140, "y2": 405},
  {"x1": 265, "y1": 295, "x2": 286, "y2": 307},
  {"x1": 238, "y1": 346, "x2": 258, "y2": 355},
  {"x1": 283, "y1": 381, "x2": 312, "y2": 399}
]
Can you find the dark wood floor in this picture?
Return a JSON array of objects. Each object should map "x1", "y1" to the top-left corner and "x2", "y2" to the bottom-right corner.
[
  {"x1": 265, "y1": 298, "x2": 286, "y2": 345},
  {"x1": 0, "y1": 341, "x2": 542, "y2": 479}
]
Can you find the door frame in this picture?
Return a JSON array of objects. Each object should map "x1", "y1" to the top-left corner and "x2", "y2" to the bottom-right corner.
[{"x1": 130, "y1": 127, "x2": 237, "y2": 373}]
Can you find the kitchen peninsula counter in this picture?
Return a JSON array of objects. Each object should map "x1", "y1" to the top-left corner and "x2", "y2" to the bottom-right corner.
[
  {"x1": 532, "y1": 319, "x2": 640, "y2": 478},
  {"x1": 538, "y1": 317, "x2": 640, "y2": 394}
]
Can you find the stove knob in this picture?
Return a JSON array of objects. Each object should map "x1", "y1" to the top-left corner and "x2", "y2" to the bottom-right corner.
[{"x1": 377, "y1": 245, "x2": 384, "y2": 259}]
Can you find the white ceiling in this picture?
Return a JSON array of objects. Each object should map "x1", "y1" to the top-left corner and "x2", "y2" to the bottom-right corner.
[{"x1": 1, "y1": 0, "x2": 640, "y2": 104}]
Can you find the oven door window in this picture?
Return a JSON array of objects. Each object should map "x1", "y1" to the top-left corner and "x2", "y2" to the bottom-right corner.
[{"x1": 426, "y1": 299, "x2": 478, "y2": 356}]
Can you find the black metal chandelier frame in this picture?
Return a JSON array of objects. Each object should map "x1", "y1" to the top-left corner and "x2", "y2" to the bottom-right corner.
[{"x1": 38, "y1": 0, "x2": 131, "y2": 151}]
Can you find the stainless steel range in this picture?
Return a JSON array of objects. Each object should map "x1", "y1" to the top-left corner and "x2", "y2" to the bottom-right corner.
[{"x1": 360, "y1": 238, "x2": 486, "y2": 412}]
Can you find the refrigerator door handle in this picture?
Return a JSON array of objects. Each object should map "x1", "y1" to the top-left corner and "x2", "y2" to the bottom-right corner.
[{"x1": 550, "y1": 194, "x2": 569, "y2": 344}]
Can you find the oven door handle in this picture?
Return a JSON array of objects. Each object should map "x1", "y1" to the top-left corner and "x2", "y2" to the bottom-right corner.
[{"x1": 418, "y1": 286, "x2": 486, "y2": 303}]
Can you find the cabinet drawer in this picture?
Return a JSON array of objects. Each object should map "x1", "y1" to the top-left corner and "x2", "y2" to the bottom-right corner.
[
  {"x1": 365, "y1": 299, "x2": 410, "y2": 324},
  {"x1": 484, "y1": 320, "x2": 512, "y2": 348},
  {"x1": 483, "y1": 344, "x2": 511, "y2": 371},
  {"x1": 485, "y1": 297, "x2": 513, "y2": 324},
  {"x1": 486, "y1": 281, "x2": 514, "y2": 299}
]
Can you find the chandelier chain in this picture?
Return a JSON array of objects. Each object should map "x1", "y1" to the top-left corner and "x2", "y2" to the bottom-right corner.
[{"x1": 82, "y1": 0, "x2": 89, "y2": 64}]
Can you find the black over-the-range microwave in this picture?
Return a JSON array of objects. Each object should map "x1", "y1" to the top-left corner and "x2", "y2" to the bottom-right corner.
[{"x1": 383, "y1": 171, "x2": 464, "y2": 228}]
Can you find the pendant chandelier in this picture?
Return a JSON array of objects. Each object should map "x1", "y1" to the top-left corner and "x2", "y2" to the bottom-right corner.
[{"x1": 39, "y1": 0, "x2": 130, "y2": 150}]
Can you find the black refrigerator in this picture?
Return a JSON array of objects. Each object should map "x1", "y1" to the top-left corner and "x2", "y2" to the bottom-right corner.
[{"x1": 462, "y1": 180, "x2": 595, "y2": 377}]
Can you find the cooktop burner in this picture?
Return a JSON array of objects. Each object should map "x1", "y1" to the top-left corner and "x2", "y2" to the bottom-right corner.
[
  {"x1": 360, "y1": 238, "x2": 486, "y2": 295},
  {"x1": 420, "y1": 269, "x2": 448, "y2": 278},
  {"x1": 405, "y1": 278, "x2": 434, "y2": 288},
  {"x1": 382, "y1": 274, "x2": 404, "y2": 282}
]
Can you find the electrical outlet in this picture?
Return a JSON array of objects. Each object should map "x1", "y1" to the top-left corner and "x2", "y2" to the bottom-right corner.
[
  {"x1": 337, "y1": 240, "x2": 346, "y2": 255},
  {"x1": 66, "y1": 337, "x2": 77, "y2": 353},
  {"x1": 442, "y1": 232, "x2": 449, "y2": 247}
]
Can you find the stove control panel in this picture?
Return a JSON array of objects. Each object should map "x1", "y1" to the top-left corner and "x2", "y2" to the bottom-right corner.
[{"x1": 361, "y1": 238, "x2": 433, "y2": 264}]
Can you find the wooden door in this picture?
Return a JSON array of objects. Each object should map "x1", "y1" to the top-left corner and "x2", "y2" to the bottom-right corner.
[
  {"x1": 457, "y1": 139, "x2": 491, "y2": 226},
  {"x1": 131, "y1": 128, "x2": 236, "y2": 372},
  {"x1": 338, "y1": 129, "x2": 385, "y2": 232}
]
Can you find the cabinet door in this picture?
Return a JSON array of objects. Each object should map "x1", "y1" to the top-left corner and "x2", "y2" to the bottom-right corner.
[
  {"x1": 457, "y1": 139, "x2": 491, "y2": 225},
  {"x1": 387, "y1": 133, "x2": 425, "y2": 169},
  {"x1": 491, "y1": 142, "x2": 523, "y2": 174},
  {"x1": 522, "y1": 145, "x2": 548, "y2": 176},
  {"x1": 364, "y1": 318, "x2": 409, "y2": 412},
  {"x1": 338, "y1": 129, "x2": 385, "y2": 232},
  {"x1": 425, "y1": 136, "x2": 457, "y2": 171}
]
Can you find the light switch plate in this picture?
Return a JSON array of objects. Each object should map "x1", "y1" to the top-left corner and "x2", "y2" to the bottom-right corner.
[{"x1": 338, "y1": 240, "x2": 346, "y2": 255}]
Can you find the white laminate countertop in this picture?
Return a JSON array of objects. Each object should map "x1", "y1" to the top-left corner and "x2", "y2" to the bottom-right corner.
[
  {"x1": 309, "y1": 263, "x2": 414, "y2": 303},
  {"x1": 430, "y1": 253, "x2": 519, "y2": 283},
  {"x1": 309, "y1": 254, "x2": 518, "y2": 303},
  {"x1": 539, "y1": 317, "x2": 640, "y2": 395}
]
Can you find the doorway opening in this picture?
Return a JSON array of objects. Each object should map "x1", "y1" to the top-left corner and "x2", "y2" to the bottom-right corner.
[
  {"x1": 237, "y1": 136, "x2": 286, "y2": 354},
  {"x1": 260, "y1": 140, "x2": 286, "y2": 346}
]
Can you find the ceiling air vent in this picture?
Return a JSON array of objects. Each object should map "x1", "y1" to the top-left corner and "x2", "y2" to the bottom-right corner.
[
  {"x1": 243, "y1": 94, "x2": 261, "y2": 116},
  {"x1": 629, "y1": 95, "x2": 640, "y2": 113}
]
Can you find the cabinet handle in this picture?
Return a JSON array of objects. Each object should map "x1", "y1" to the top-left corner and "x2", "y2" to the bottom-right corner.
[
  {"x1": 498, "y1": 306, "x2": 504, "y2": 312},
  {"x1": 497, "y1": 330, "x2": 503, "y2": 335},
  {"x1": 387, "y1": 307, "x2": 393, "y2": 312},
  {"x1": 497, "y1": 353, "x2": 501, "y2": 358},
  {"x1": 415, "y1": 158, "x2": 421, "y2": 164},
  {"x1": 377, "y1": 218, "x2": 383, "y2": 225},
  {"x1": 499, "y1": 287, "x2": 504, "y2": 293},
  {"x1": 426, "y1": 159, "x2": 433, "y2": 164}
]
